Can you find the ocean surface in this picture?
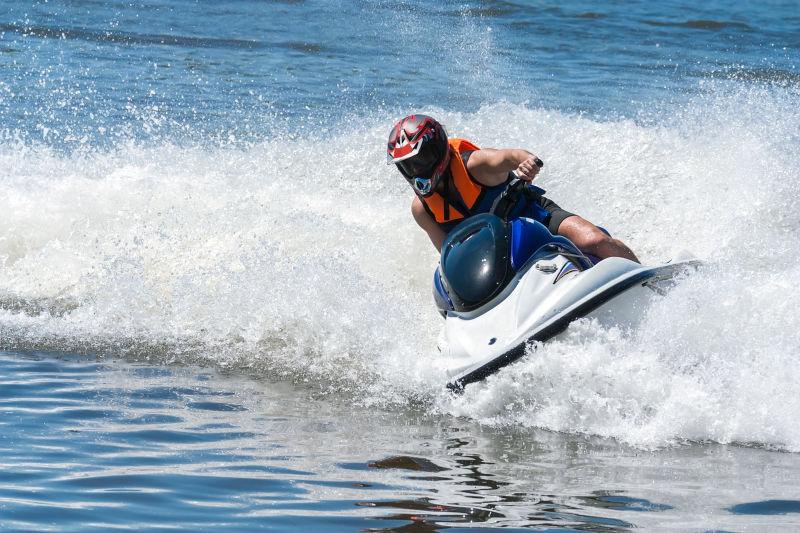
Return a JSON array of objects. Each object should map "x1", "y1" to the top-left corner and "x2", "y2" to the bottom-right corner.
[{"x1": 1, "y1": 0, "x2": 800, "y2": 530}]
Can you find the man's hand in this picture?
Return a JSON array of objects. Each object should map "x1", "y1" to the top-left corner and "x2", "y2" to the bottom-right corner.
[
  {"x1": 515, "y1": 155, "x2": 544, "y2": 182},
  {"x1": 466, "y1": 148, "x2": 544, "y2": 186}
]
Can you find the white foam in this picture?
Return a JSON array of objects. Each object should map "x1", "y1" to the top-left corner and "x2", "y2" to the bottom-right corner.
[{"x1": 2, "y1": 84, "x2": 800, "y2": 450}]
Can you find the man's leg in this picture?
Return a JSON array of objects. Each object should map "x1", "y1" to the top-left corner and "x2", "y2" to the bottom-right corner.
[{"x1": 556, "y1": 215, "x2": 640, "y2": 263}]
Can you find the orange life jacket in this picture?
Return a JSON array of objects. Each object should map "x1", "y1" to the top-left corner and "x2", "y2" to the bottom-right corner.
[{"x1": 419, "y1": 138, "x2": 483, "y2": 224}]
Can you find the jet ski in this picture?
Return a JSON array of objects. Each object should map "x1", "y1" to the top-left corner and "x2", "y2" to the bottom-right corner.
[{"x1": 435, "y1": 177, "x2": 701, "y2": 392}]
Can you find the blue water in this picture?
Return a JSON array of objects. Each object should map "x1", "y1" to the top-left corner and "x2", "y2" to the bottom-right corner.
[
  {"x1": 4, "y1": 349, "x2": 800, "y2": 531},
  {"x1": 2, "y1": 0, "x2": 800, "y2": 530},
  {"x1": 3, "y1": 0, "x2": 798, "y2": 146}
]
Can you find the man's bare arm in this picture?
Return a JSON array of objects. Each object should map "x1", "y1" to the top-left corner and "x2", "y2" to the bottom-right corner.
[
  {"x1": 411, "y1": 197, "x2": 447, "y2": 252},
  {"x1": 466, "y1": 148, "x2": 542, "y2": 185}
]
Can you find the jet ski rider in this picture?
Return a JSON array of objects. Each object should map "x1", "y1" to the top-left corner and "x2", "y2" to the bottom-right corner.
[{"x1": 387, "y1": 114, "x2": 640, "y2": 263}]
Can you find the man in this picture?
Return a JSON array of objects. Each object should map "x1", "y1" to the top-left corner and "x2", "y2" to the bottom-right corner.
[{"x1": 387, "y1": 114, "x2": 639, "y2": 262}]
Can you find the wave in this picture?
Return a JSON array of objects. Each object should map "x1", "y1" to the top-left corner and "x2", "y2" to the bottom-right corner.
[
  {"x1": 642, "y1": 19, "x2": 753, "y2": 31},
  {"x1": 1, "y1": 84, "x2": 800, "y2": 450},
  {"x1": 698, "y1": 66, "x2": 800, "y2": 86},
  {"x1": 0, "y1": 22, "x2": 264, "y2": 50}
]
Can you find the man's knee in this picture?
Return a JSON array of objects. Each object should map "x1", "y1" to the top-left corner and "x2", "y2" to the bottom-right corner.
[
  {"x1": 556, "y1": 215, "x2": 639, "y2": 263},
  {"x1": 557, "y1": 217, "x2": 608, "y2": 250},
  {"x1": 577, "y1": 230, "x2": 614, "y2": 254}
]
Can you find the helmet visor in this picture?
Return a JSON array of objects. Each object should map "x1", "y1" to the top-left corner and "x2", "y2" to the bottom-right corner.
[{"x1": 396, "y1": 139, "x2": 444, "y2": 178}]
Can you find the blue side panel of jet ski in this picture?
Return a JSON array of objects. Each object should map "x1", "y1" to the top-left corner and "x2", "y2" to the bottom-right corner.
[
  {"x1": 510, "y1": 218, "x2": 594, "y2": 271},
  {"x1": 510, "y1": 218, "x2": 552, "y2": 270},
  {"x1": 510, "y1": 217, "x2": 614, "y2": 268},
  {"x1": 433, "y1": 267, "x2": 454, "y2": 316}
]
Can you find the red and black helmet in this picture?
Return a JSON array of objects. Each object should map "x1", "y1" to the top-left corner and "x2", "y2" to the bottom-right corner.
[{"x1": 387, "y1": 114, "x2": 450, "y2": 194}]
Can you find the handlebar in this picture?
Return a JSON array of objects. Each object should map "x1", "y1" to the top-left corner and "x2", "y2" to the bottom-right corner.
[{"x1": 489, "y1": 168, "x2": 546, "y2": 221}]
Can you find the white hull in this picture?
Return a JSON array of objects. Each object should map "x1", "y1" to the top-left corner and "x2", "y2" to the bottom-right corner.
[{"x1": 442, "y1": 255, "x2": 700, "y2": 391}]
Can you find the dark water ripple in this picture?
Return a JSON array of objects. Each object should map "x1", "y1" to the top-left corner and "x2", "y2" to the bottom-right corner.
[
  {"x1": 0, "y1": 22, "x2": 265, "y2": 49},
  {"x1": 2, "y1": 351, "x2": 800, "y2": 530},
  {"x1": 729, "y1": 500, "x2": 800, "y2": 515},
  {"x1": 642, "y1": 19, "x2": 754, "y2": 31}
]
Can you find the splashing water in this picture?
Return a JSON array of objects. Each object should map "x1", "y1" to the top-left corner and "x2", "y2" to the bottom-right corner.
[{"x1": 2, "y1": 79, "x2": 800, "y2": 449}]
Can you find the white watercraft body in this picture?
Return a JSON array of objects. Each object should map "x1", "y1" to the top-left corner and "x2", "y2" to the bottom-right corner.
[{"x1": 434, "y1": 179, "x2": 700, "y2": 392}]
